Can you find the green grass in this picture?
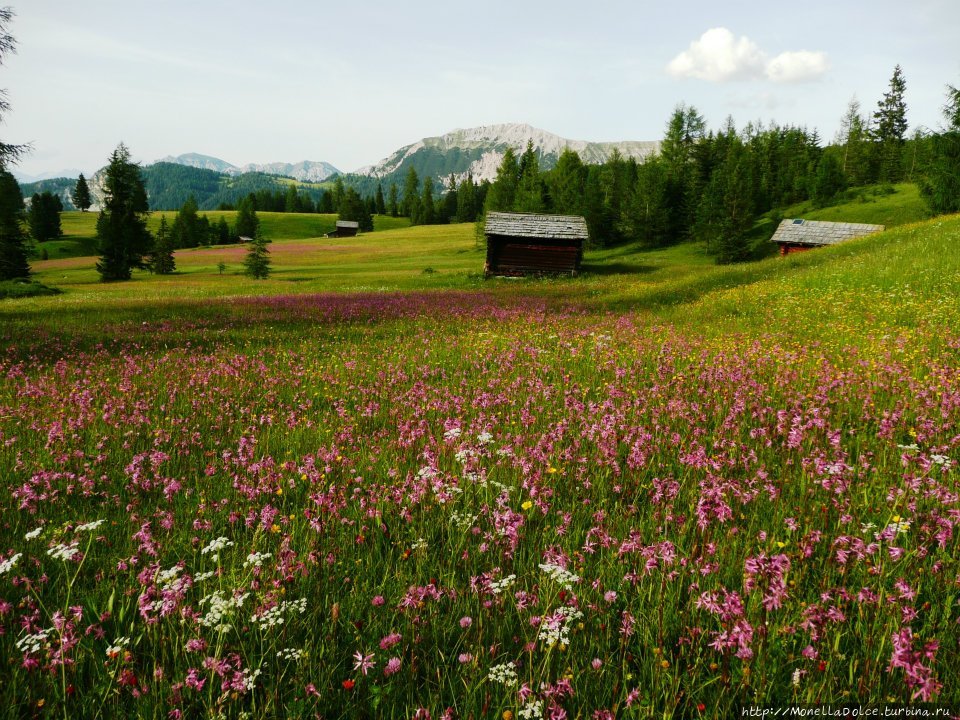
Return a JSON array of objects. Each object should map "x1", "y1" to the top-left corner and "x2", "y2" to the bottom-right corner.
[
  {"x1": 779, "y1": 182, "x2": 929, "y2": 227},
  {"x1": 35, "y1": 211, "x2": 412, "y2": 259}
]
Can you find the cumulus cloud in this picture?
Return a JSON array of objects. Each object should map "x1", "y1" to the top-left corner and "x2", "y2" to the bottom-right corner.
[{"x1": 667, "y1": 28, "x2": 829, "y2": 84}]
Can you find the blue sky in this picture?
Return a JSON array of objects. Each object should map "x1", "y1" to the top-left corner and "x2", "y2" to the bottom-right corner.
[{"x1": 4, "y1": 0, "x2": 959, "y2": 177}]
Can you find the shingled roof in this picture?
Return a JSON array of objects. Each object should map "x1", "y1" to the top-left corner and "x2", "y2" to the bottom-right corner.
[
  {"x1": 335, "y1": 220, "x2": 359, "y2": 229},
  {"x1": 485, "y1": 212, "x2": 589, "y2": 241},
  {"x1": 770, "y1": 219, "x2": 884, "y2": 247}
]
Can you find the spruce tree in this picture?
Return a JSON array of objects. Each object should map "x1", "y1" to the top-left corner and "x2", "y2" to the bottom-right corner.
[
  {"x1": 284, "y1": 184, "x2": 300, "y2": 213},
  {"x1": 0, "y1": 8, "x2": 27, "y2": 168},
  {"x1": 402, "y1": 167, "x2": 420, "y2": 221},
  {"x1": 95, "y1": 143, "x2": 153, "y2": 282},
  {"x1": 28, "y1": 191, "x2": 62, "y2": 243},
  {"x1": 217, "y1": 215, "x2": 231, "y2": 244},
  {"x1": 548, "y1": 150, "x2": 586, "y2": 216},
  {"x1": 0, "y1": 168, "x2": 29, "y2": 280},
  {"x1": 243, "y1": 228, "x2": 271, "y2": 279},
  {"x1": 234, "y1": 195, "x2": 259, "y2": 238},
  {"x1": 514, "y1": 141, "x2": 545, "y2": 213},
  {"x1": 338, "y1": 187, "x2": 373, "y2": 231},
  {"x1": 920, "y1": 83, "x2": 960, "y2": 215},
  {"x1": 872, "y1": 65, "x2": 909, "y2": 183},
  {"x1": 150, "y1": 216, "x2": 176, "y2": 274},
  {"x1": 171, "y1": 195, "x2": 201, "y2": 248},
  {"x1": 456, "y1": 174, "x2": 477, "y2": 222},
  {"x1": 419, "y1": 176, "x2": 435, "y2": 225},
  {"x1": 375, "y1": 183, "x2": 386, "y2": 215},
  {"x1": 72, "y1": 173, "x2": 92, "y2": 211},
  {"x1": 484, "y1": 148, "x2": 519, "y2": 213},
  {"x1": 811, "y1": 151, "x2": 847, "y2": 207},
  {"x1": 836, "y1": 97, "x2": 869, "y2": 186},
  {"x1": 388, "y1": 183, "x2": 399, "y2": 217}
]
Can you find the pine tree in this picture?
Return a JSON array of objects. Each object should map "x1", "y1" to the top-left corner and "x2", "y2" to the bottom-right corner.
[
  {"x1": 484, "y1": 148, "x2": 519, "y2": 213},
  {"x1": 387, "y1": 183, "x2": 399, "y2": 217},
  {"x1": 216, "y1": 215, "x2": 231, "y2": 244},
  {"x1": 836, "y1": 97, "x2": 869, "y2": 186},
  {"x1": 622, "y1": 157, "x2": 670, "y2": 247},
  {"x1": 456, "y1": 174, "x2": 477, "y2": 222},
  {"x1": 235, "y1": 195, "x2": 259, "y2": 238},
  {"x1": 284, "y1": 184, "x2": 300, "y2": 213},
  {"x1": 402, "y1": 167, "x2": 421, "y2": 221},
  {"x1": 0, "y1": 8, "x2": 27, "y2": 169},
  {"x1": 811, "y1": 151, "x2": 847, "y2": 207},
  {"x1": 28, "y1": 191, "x2": 62, "y2": 243},
  {"x1": 419, "y1": 176, "x2": 436, "y2": 225},
  {"x1": 548, "y1": 149, "x2": 586, "y2": 216},
  {"x1": 440, "y1": 175, "x2": 458, "y2": 223},
  {"x1": 872, "y1": 65, "x2": 909, "y2": 183},
  {"x1": 150, "y1": 216, "x2": 176, "y2": 274},
  {"x1": 339, "y1": 187, "x2": 373, "y2": 231},
  {"x1": 243, "y1": 228, "x2": 271, "y2": 279},
  {"x1": 171, "y1": 195, "x2": 201, "y2": 248},
  {"x1": 95, "y1": 143, "x2": 153, "y2": 282},
  {"x1": 514, "y1": 141, "x2": 545, "y2": 212},
  {"x1": 920, "y1": 83, "x2": 960, "y2": 215},
  {"x1": 0, "y1": 168, "x2": 29, "y2": 280},
  {"x1": 375, "y1": 183, "x2": 386, "y2": 215},
  {"x1": 72, "y1": 173, "x2": 92, "y2": 212}
]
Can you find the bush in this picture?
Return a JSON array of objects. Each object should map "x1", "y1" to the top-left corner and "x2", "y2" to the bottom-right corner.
[{"x1": 0, "y1": 280, "x2": 60, "y2": 300}]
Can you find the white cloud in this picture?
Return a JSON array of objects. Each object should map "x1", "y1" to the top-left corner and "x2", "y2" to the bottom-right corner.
[
  {"x1": 765, "y1": 51, "x2": 830, "y2": 83},
  {"x1": 667, "y1": 28, "x2": 828, "y2": 84}
]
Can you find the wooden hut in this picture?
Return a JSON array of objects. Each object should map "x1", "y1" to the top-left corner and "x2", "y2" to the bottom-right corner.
[
  {"x1": 484, "y1": 212, "x2": 589, "y2": 276},
  {"x1": 327, "y1": 220, "x2": 360, "y2": 238},
  {"x1": 771, "y1": 219, "x2": 884, "y2": 256}
]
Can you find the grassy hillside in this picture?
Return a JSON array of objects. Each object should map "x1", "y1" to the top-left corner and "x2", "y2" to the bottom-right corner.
[{"x1": 778, "y1": 182, "x2": 929, "y2": 227}]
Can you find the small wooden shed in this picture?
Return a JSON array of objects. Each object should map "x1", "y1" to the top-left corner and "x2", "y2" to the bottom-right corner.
[
  {"x1": 484, "y1": 212, "x2": 589, "y2": 276},
  {"x1": 327, "y1": 220, "x2": 360, "y2": 238},
  {"x1": 771, "y1": 219, "x2": 884, "y2": 256}
]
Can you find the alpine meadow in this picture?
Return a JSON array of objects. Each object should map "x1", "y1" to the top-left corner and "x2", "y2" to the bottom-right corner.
[{"x1": 2, "y1": 3, "x2": 960, "y2": 719}]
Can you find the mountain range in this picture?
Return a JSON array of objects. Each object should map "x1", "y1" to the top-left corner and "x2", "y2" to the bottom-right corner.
[
  {"x1": 18, "y1": 123, "x2": 659, "y2": 210},
  {"x1": 156, "y1": 154, "x2": 340, "y2": 183}
]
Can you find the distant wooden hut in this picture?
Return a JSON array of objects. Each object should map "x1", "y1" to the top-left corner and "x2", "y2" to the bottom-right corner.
[
  {"x1": 771, "y1": 219, "x2": 884, "y2": 256},
  {"x1": 484, "y1": 212, "x2": 589, "y2": 276},
  {"x1": 327, "y1": 220, "x2": 360, "y2": 238}
]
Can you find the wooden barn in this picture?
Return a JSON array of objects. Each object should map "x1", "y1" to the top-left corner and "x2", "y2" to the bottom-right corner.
[
  {"x1": 771, "y1": 219, "x2": 884, "y2": 256},
  {"x1": 484, "y1": 212, "x2": 589, "y2": 276},
  {"x1": 327, "y1": 220, "x2": 360, "y2": 238}
]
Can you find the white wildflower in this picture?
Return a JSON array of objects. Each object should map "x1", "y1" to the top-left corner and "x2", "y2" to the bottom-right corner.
[
  {"x1": 194, "y1": 571, "x2": 216, "y2": 583},
  {"x1": 539, "y1": 562, "x2": 581, "y2": 591},
  {"x1": 489, "y1": 574, "x2": 516, "y2": 595},
  {"x1": 15, "y1": 629, "x2": 50, "y2": 655},
  {"x1": 520, "y1": 699, "x2": 544, "y2": 720},
  {"x1": 792, "y1": 668, "x2": 802, "y2": 687},
  {"x1": 443, "y1": 427, "x2": 462, "y2": 440},
  {"x1": 477, "y1": 431, "x2": 493, "y2": 445},
  {"x1": 201, "y1": 537, "x2": 234, "y2": 563},
  {"x1": 244, "y1": 552, "x2": 272, "y2": 569},
  {"x1": 0, "y1": 553, "x2": 22, "y2": 575},
  {"x1": 199, "y1": 590, "x2": 250, "y2": 632},
  {"x1": 931, "y1": 454, "x2": 954, "y2": 469},
  {"x1": 537, "y1": 605, "x2": 583, "y2": 648},
  {"x1": 24, "y1": 527, "x2": 43, "y2": 541},
  {"x1": 277, "y1": 647, "x2": 304, "y2": 662},
  {"x1": 106, "y1": 637, "x2": 130, "y2": 657},
  {"x1": 75, "y1": 519, "x2": 105, "y2": 533},
  {"x1": 410, "y1": 538, "x2": 428, "y2": 551},
  {"x1": 47, "y1": 542, "x2": 81, "y2": 562},
  {"x1": 252, "y1": 597, "x2": 307, "y2": 630},
  {"x1": 487, "y1": 661, "x2": 518, "y2": 686}
]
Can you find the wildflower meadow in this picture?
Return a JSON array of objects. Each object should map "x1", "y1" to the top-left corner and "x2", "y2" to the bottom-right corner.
[{"x1": 1, "y1": 217, "x2": 959, "y2": 718}]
